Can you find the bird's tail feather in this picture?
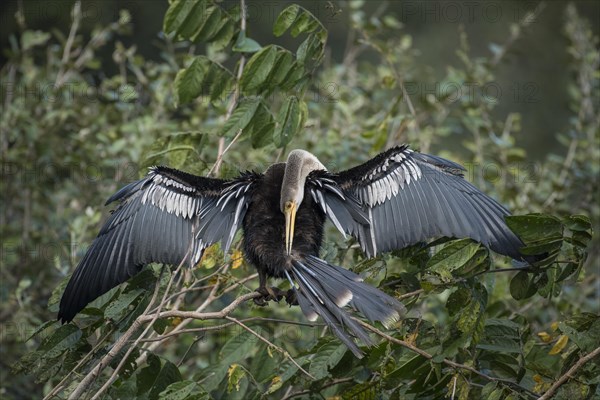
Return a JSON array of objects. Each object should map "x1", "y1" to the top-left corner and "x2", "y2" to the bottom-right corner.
[{"x1": 290, "y1": 255, "x2": 405, "y2": 358}]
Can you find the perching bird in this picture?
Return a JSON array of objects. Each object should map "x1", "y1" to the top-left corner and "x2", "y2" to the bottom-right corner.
[{"x1": 59, "y1": 145, "x2": 531, "y2": 357}]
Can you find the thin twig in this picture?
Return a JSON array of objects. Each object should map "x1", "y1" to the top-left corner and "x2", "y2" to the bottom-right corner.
[
  {"x1": 397, "y1": 289, "x2": 424, "y2": 300},
  {"x1": 451, "y1": 375, "x2": 457, "y2": 399},
  {"x1": 538, "y1": 346, "x2": 600, "y2": 400}
]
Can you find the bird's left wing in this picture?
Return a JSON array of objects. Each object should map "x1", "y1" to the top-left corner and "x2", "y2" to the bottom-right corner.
[
  {"x1": 309, "y1": 145, "x2": 528, "y2": 260},
  {"x1": 58, "y1": 167, "x2": 258, "y2": 322}
]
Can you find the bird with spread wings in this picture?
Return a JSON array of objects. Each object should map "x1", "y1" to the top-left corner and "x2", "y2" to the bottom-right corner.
[{"x1": 59, "y1": 145, "x2": 532, "y2": 357}]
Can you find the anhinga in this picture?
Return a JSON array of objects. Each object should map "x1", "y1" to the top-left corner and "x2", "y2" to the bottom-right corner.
[{"x1": 59, "y1": 145, "x2": 531, "y2": 357}]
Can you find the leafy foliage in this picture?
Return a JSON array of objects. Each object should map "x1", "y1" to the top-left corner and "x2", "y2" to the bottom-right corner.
[{"x1": 2, "y1": 1, "x2": 598, "y2": 399}]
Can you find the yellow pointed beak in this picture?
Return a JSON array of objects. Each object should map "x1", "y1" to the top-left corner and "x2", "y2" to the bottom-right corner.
[{"x1": 284, "y1": 201, "x2": 297, "y2": 256}]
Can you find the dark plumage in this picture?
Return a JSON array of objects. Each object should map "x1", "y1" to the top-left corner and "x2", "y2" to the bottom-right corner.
[
  {"x1": 58, "y1": 145, "x2": 534, "y2": 357},
  {"x1": 242, "y1": 163, "x2": 325, "y2": 278}
]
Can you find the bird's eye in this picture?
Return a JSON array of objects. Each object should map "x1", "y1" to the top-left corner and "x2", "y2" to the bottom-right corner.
[{"x1": 285, "y1": 201, "x2": 292, "y2": 210}]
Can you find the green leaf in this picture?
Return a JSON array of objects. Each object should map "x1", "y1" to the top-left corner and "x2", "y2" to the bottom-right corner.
[
  {"x1": 456, "y1": 296, "x2": 483, "y2": 334},
  {"x1": 383, "y1": 354, "x2": 428, "y2": 389},
  {"x1": 209, "y1": 19, "x2": 236, "y2": 51},
  {"x1": 196, "y1": 363, "x2": 229, "y2": 392},
  {"x1": 246, "y1": 102, "x2": 275, "y2": 148},
  {"x1": 273, "y1": 5, "x2": 300, "y2": 36},
  {"x1": 232, "y1": 30, "x2": 262, "y2": 53},
  {"x1": 227, "y1": 363, "x2": 246, "y2": 392},
  {"x1": 153, "y1": 318, "x2": 170, "y2": 335},
  {"x1": 158, "y1": 381, "x2": 208, "y2": 400},
  {"x1": 138, "y1": 354, "x2": 183, "y2": 400},
  {"x1": 296, "y1": 34, "x2": 323, "y2": 67},
  {"x1": 191, "y1": 6, "x2": 223, "y2": 43},
  {"x1": 220, "y1": 329, "x2": 259, "y2": 362},
  {"x1": 267, "y1": 50, "x2": 295, "y2": 86},
  {"x1": 560, "y1": 318, "x2": 600, "y2": 353},
  {"x1": 266, "y1": 376, "x2": 283, "y2": 394},
  {"x1": 290, "y1": 11, "x2": 320, "y2": 37},
  {"x1": 47, "y1": 275, "x2": 70, "y2": 311},
  {"x1": 110, "y1": 347, "x2": 140, "y2": 380},
  {"x1": 38, "y1": 324, "x2": 82, "y2": 359},
  {"x1": 104, "y1": 288, "x2": 145, "y2": 320},
  {"x1": 477, "y1": 318, "x2": 521, "y2": 354},
  {"x1": 138, "y1": 355, "x2": 162, "y2": 395},
  {"x1": 149, "y1": 361, "x2": 183, "y2": 400},
  {"x1": 173, "y1": 57, "x2": 234, "y2": 106},
  {"x1": 278, "y1": 355, "x2": 310, "y2": 384},
  {"x1": 27, "y1": 320, "x2": 57, "y2": 342},
  {"x1": 241, "y1": 45, "x2": 278, "y2": 93},
  {"x1": 426, "y1": 239, "x2": 482, "y2": 281},
  {"x1": 556, "y1": 262, "x2": 578, "y2": 282},
  {"x1": 519, "y1": 237, "x2": 563, "y2": 255},
  {"x1": 163, "y1": 0, "x2": 206, "y2": 39},
  {"x1": 563, "y1": 215, "x2": 592, "y2": 232},
  {"x1": 446, "y1": 288, "x2": 471, "y2": 315},
  {"x1": 273, "y1": 96, "x2": 304, "y2": 147},
  {"x1": 506, "y1": 214, "x2": 563, "y2": 243},
  {"x1": 209, "y1": 67, "x2": 235, "y2": 104},
  {"x1": 21, "y1": 30, "x2": 51, "y2": 50},
  {"x1": 221, "y1": 99, "x2": 260, "y2": 137},
  {"x1": 110, "y1": 378, "x2": 138, "y2": 399},
  {"x1": 510, "y1": 271, "x2": 536, "y2": 300},
  {"x1": 341, "y1": 381, "x2": 376, "y2": 400},
  {"x1": 174, "y1": 56, "x2": 211, "y2": 105},
  {"x1": 280, "y1": 62, "x2": 306, "y2": 91},
  {"x1": 571, "y1": 230, "x2": 593, "y2": 247},
  {"x1": 144, "y1": 131, "x2": 205, "y2": 170},
  {"x1": 308, "y1": 341, "x2": 347, "y2": 379}
]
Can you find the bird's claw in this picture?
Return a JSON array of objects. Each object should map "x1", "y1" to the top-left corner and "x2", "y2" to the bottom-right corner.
[{"x1": 254, "y1": 286, "x2": 284, "y2": 306}]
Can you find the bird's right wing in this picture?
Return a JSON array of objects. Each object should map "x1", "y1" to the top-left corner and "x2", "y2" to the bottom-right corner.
[{"x1": 58, "y1": 167, "x2": 258, "y2": 322}]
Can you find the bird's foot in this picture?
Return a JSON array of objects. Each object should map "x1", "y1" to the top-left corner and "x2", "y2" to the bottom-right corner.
[
  {"x1": 285, "y1": 288, "x2": 298, "y2": 306},
  {"x1": 254, "y1": 286, "x2": 284, "y2": 306}
]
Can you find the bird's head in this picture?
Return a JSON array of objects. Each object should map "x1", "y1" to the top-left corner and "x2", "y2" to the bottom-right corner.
[{"x1": 281, "y1": 150, "x2": 326, "y2": 255}]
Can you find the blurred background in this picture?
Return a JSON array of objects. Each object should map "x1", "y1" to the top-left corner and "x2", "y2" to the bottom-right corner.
[
  {"x1": 1, "y1": 0, "x2": 599, "y2": 157},
  {"x1": 1, "y1": 1, "x2": 598, "y2": 398}
]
